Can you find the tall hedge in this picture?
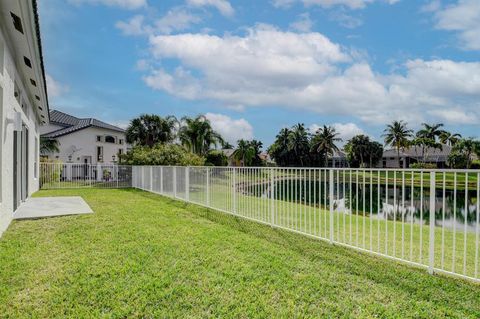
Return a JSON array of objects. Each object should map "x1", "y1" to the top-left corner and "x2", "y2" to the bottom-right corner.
[{"x1": 119, "y1": 144, "x2": 205, "y2": 166}]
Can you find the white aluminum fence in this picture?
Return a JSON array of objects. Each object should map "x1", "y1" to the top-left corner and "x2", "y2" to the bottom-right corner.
[
  {"x1": 40, "y1": 163, "x2": 132, "y2": 189},
  {"x1": 132, "y1": 166, "x2": 480, "y2": 282}
]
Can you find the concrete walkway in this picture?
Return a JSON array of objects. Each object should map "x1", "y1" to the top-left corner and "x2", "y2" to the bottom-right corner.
[{"x1": 13, "y1": 197, "x2": 93, "y2": 220}]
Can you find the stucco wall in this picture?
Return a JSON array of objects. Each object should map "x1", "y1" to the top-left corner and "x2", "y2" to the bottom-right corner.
[
  {"x1": 43, "y1": 127, "x2": 127, "y2": 165},
  {"x1": 0, "y1": 28, "x2": 41, "y2": 236}
]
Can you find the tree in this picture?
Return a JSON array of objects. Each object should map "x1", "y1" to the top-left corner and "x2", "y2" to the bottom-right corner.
[
  {"x1": 178, "y1": 115, "x2": 224, "y2": 156},
  {"x1": 440, "y1": 131, "x2": 462, "y2": 146},
  {"x1": 449, "y1": 138, "x2": 480, "y2": 169},
  {"x1": 119, "y1": 144, "x2": 204, "y2": 166},
  {"x1": 126, "y1": 114, "x2": 177, "y2": 147},
  {"x1": 248, "y1": 139, "x2": 264, "y2": 166},
  {"x1": 221, "y1": 141, "x2": 234, "y2": 149},
  {"x1": 383, "y1": 120, "x2": 413, "y2": 168},
  {"x1": 414, "y1": 123, "x2": 445, "y2": 163},
  {"x1": 40, "y1": 137, "x2": 60, "y2": 154},
  {"x1": 232, "y1": 139, "x2": 255, "y2": 166},
  {"x1": 310, "y1": 125, "x2": 342, "y2": 167},
  {"x1": 344, "y1": 135, "x2": 383, "y2": 168},
  {"x1": 287, "y1": 123, "x2": 310, "y2": 166},
  {"x1": 205, "y1": 150, "x2": 228, "y2": 166},
  {"x1": 268, "y1": 128, "x2": 292, "y2": 166}
]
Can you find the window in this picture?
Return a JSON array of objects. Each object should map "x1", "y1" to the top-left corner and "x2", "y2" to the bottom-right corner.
[
  {"x1": 96, "y1": 135, "x2": 102, "y2": 142},
  {"x1": 97, "y1": 146, "x2": 103, "y2": 162},
  {"x1": 105, "y1": 135, "x2": 115, "y2": 143},
  {"x1": 118, "y1": 148, "x2": 123, "y2": 155},
  {"x1": 119, "y1": 139, "x2": 124, "y2": 145},
  {"x1": 30, "y1": 79, "x2": 36, "y2": 87}
]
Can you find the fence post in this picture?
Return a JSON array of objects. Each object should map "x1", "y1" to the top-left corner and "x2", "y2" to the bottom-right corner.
[
  {"x1": 270, "y1": 167, "x2": 275, "y2": 227},
  {"x1": 206, "y1": 167, "x2": 210, "y2": 206},
  {"x1": 141, "y1": 166, "x2": 145, "y2": 190},
  {"x1": 149, "y1": 166, "x2": 153, "y2": 191},
  {"x1": 329, "y1": 169, "x2": 334, "y2": 243},
  {"x1": 186, "y1": 166, "x2": 190, "y2": 201},
  {"x1": 429, "y1": 171, "x2": 436, "y2": 275},
  {"x1": 232, "y1": 167, "x2": 237, "y2": 214},
  {"x1": 173, "y1": 167, "x2": 177, "y2": 198},
  {"x1": 160, "y1": 166, "x2": 163, "y2": 194}
]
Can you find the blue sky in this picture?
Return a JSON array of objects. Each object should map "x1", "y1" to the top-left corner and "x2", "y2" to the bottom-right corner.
[{"x1": 39, "y1": 0, "x2": 480, "y2": 147}]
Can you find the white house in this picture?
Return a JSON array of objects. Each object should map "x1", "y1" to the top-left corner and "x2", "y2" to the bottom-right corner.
[
  {"x1": 40, "y1": 110, "x2": 127, "y2": 165},
  {"x1": 0, "y1": 0, "x2": 50, "y2": 235}
]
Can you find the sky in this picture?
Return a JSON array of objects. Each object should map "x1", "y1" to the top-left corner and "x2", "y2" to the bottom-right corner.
[{"x1": 38, "y1": 0, "x2": 480, "y2": 147}]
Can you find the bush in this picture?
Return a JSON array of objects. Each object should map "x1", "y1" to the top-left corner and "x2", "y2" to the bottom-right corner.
[
  {"x1": 409, "y1": 162, "x2": 437, "y2": 169},
  {"x1": 119, "y1": 144, "x2": 205, "y2": 166},
  {"x1": 205, "y1": 150, "x2": 228, "y2": 166},
  {"x1": 470, "y1": 160, "x2": 480, "y2": 169}
]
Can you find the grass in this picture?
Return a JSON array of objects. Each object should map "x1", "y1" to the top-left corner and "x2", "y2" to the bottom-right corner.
[
  {"x1": 182, "y1": 180, "x2": 480, "y2": 278},
  {"x1": 1, "y1": 188, "x2": 480, "y2": 318}
]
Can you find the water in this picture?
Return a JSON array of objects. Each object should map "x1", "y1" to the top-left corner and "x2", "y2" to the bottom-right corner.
[{"x1": 245, "y1": 178, "x2": 479, "y2": 233}]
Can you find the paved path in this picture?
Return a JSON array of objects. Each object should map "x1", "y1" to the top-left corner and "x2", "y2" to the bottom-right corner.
[{"x1": 13, "y1": 197, "x2": 93, "y2": 220}]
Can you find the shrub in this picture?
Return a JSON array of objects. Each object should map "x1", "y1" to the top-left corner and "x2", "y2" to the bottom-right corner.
[
  {"x1": 119, "y1": 144, "x2": 205, "y2": 166},
  {"x1": 205, "y1": 150, "x2": 228, "y2": 166},
  {"x1": 409, "y1": 162, "x2": 437, "y2": 169}
]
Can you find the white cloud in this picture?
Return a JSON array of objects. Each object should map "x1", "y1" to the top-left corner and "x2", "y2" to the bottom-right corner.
[
  {"x1": 115, "y1": 15, "x2": 147, "y2": 36},
  {"x1": 186, "y1": 0, "x2": 234, "y2": 16},
  {"x1": 154, "y1": 8, "x2": 202, "y2": 34},
  {"x1": 68, "y1": 0, "x2": 146, "y2": 9},
  {"x1": 272, "y1": 0, "x2": 398, "y2": 10},
  {"x1": 428, "y1": 109, "x2": 479, "y2": 125},
  {"x1": 290, "y1": 13, "x2": 314, "y2": 32},
  {"x1": 329, "y1": 10, "x2": 363, "y2": 28},
  {"x1": 141, "y1": 25, "x2": 480, "y2": 126},
  {"x1": 116, "y1": 8, "x2": 201, "y2": 36},
  {"x1": 205, "y1": 113, "x2": 254, "y2": 143},
  {"x1": 432, "y1": 0, "x2": 480, "y2": 50},
  {"x1": 46, "y1": 74, "x2": 69, "y2": 98}
]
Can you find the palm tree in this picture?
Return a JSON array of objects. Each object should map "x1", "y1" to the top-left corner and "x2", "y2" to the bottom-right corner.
[
  {"x1": 415, "y1": 123, "x2": 445, "y2": 162},
  {"x1": 287, "y1": 123, "x2": 309, "y2": 166},
  {"x1": 311, "y1": 125, "x2": 342, "y2": 167},
  {"x1": 382, "y1": 120, "x2": 413, "y2": 168},
  {"x1": 453, "y1": 138, "x2": 480, "y2": 169},
  {"x1": 267, "y1": 128, "x2": 291, "y2": 166},
  {"x1": 232, "y1": 139, "x2": 255, "y2": 166},
  {"x1": 126, "y1": 114, "x2": 177, "y2": 147},
  {"x1": 440, "y1": 131, "x2": 462, "y2": 146},
  {"x1": 40, "y1": 137, "x2": 60, "y2": 154},
  {"x1": 221, "y1": 141, "x2": 234, "y2": 149},
  {"x1": 417, "y1": 123, "x2": 445, "y2": 141},
  {"x1": 178, "y1": 115, "x2": 224, "y2": 156}
]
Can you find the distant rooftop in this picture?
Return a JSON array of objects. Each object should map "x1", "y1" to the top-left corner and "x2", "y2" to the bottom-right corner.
[{"x1": 42, "y1": 110, "x2": 125, "y2": 138}]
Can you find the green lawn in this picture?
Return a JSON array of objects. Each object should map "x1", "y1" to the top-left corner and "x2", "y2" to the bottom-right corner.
[{"x1": 1, "y1": 189, "x2": 480, "y2": 318}]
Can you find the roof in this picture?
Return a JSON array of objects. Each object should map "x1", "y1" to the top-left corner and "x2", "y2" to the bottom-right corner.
[
  {"x1": 383, "y1": 145, "x2": 452, "y2": 161},
  {"x1": 42, "y1": 110, "x2": 125, "y2": 138},
  {"x1": 32, "y1": 0, "x2": 50, "y2": 123}
]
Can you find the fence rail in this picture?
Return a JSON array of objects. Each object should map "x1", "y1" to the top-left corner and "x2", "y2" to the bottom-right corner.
[
  {"x1": 40, "y1": 163, "x2": 132, "y2": 189},
  {"x1": 132, "y1": 166, "x2": 480, "y2": 283}
]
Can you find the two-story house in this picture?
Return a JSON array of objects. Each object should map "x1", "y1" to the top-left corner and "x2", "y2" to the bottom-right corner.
[{"x1": 40, "y1": 110, "x2": 128, "y2": 165}]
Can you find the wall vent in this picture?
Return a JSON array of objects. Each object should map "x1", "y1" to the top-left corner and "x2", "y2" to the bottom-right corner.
[{"x1": 10, "y1": 12, "x2": 24, "y2": 34}]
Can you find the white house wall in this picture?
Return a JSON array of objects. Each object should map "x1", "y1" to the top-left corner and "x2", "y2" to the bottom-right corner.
[
  {"x1": 0, "y1": 27, "x2": 41, "y2": 236},
  {"x1": 44, "y1": 127, "x2": 127, "y2": 164}
]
